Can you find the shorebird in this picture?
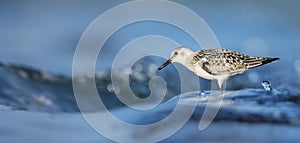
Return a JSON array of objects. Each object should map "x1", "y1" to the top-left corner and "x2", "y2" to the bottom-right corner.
[{"x1": 158, "y1": 46, "x2": 279, "y2": 91}]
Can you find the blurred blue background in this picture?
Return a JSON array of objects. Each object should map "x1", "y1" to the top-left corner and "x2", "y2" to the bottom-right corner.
[{"x1": 0, "y1": 0, "x2": 299, "y2": 77}]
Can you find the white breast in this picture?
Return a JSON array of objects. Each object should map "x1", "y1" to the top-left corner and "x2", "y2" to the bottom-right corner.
[{"x1": 194, "y1": 64, "x2": 215, "y2": 80}]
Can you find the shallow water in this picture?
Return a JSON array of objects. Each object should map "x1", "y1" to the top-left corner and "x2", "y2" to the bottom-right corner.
[
  {"x1": 1, "y1": 87, "x2": 300, "y2": 143},
  {"x1": 1, "y1": 61, "x2": 300, "y2": 142}
]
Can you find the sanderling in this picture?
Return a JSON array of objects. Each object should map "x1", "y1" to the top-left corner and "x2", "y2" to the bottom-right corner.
[{"x1": 158, "y1": 46, "x2": 279, "y2": 91}]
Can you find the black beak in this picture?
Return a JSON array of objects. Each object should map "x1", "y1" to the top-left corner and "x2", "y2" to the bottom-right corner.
[{"x1": 158, "y1": 60, "x2": 171, "y2": 70}]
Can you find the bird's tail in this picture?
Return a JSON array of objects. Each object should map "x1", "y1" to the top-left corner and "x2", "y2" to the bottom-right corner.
[
  {"x1": 262, "y1": 57, "x2": 280, "y2": 64},
  {"x1": 246, "y1": 57, "x2": 279, "y2": 69}
]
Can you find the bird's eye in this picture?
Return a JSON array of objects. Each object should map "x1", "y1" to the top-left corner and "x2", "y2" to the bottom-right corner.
[{"x1": 174, "y1": 52, "x2": 178, "y2": 55}]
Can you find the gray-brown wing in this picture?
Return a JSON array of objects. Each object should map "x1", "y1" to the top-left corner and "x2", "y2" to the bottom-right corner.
[
  {"x1": 243, "y1": 56, "x2": 279, "y2": 69},
  {"x1": 194, "y1": 49, "x2": 267, "y2": 75}
]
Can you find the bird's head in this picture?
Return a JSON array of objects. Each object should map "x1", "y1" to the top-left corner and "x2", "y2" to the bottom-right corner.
[{"x1": 158, "y1": 46, "x2": 193, "y2": 70}]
